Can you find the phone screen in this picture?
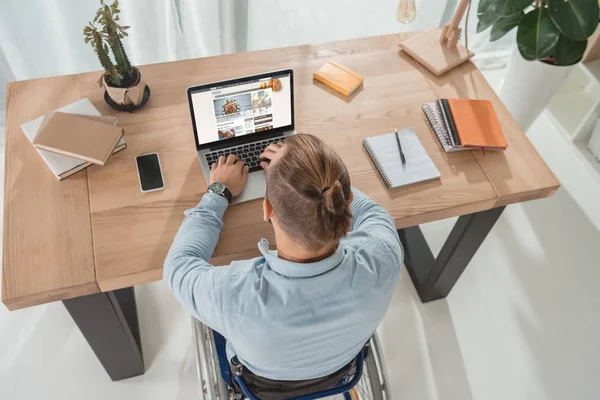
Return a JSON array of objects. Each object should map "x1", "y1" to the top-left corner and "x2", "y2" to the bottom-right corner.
[{"x1": 136, "y1": 153, "x2": 164, "y2": 192}]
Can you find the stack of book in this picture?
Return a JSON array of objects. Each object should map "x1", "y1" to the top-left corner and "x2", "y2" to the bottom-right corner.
[
  {"x1": 422, "y1": 98, "x2": 507, "y2": 153},
  {"x1": 21, "y1": 98, "x2": 127, "y2": 180}
]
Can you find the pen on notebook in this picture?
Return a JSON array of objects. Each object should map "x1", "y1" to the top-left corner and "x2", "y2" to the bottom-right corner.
[{"x1": 395, "y1": 128, "x2": 407, "y2": 165}]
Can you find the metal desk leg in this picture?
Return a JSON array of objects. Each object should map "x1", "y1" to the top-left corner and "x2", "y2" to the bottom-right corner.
[
  {"x1": 63, "y1": 287, "x2": 145, "y2": 381},
  {"x1": 398, "y1": 206, "x2": 505, "y2": 303}
]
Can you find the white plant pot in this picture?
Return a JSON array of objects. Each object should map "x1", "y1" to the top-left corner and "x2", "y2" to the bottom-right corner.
[{"x1": 499, "y1": 49, "x2": 575, "y2": 132}]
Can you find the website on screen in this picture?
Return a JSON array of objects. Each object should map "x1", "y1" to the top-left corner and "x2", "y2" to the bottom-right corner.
[{"x1": 191, "y1": 72, "x2": 292, "y2": 145}]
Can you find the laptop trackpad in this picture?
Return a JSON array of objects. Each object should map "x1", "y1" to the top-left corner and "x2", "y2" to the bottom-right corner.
[{"x1": 231, "y1": 170, "x2": 266, "y2": 205}]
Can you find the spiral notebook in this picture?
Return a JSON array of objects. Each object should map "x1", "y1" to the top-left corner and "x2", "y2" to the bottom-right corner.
[
  {"x1": 363, "y1": 128, "x2": 441, "y2": 189},
  {"x1": 422, "y1": 101, "x2": 470, "y2": 153}
]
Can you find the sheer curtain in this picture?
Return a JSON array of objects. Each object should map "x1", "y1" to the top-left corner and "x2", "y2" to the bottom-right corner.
[
  {"x1": 0, "y1": 0, "x2": 515, "y2": 124},
  {"x1": 0, "y1": 0, "x2": 226, "y2": 80},
  {"x1": 0, "y1": 0, "x2": 242, "y2": 124},
  {"x1": 245, "y1": 0, "x2": 515, "y2": 57}
]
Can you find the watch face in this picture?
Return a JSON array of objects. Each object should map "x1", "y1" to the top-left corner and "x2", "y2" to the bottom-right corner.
[{"x1": 209, "y1": 182, "x2": 225, "y2": 194}]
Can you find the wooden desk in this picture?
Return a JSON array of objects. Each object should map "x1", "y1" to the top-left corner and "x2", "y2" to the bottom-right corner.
[{"x1": 2, "y1": 32, "x2": 559, "y2": 380}]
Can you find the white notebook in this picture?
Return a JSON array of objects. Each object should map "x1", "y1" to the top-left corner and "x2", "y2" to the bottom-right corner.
[
  {"x1": 363, "y1": 128, "x2": 441, "y2": 189},
  {"x1": 21, "y1": 98, "x2": 126, "y2": 180}
]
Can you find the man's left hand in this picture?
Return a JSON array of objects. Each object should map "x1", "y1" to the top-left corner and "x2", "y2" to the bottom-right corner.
[{"x1": 209, "y1": 154, "x2": 249, "y2": 198}]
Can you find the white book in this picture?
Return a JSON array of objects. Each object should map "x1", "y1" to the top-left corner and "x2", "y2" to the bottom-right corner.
[{"x1": 21, "y1": 98, "x2": 126, "y2": 180}]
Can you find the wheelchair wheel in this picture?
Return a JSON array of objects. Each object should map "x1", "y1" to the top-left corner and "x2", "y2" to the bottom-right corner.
[
  {"x1": 192, "y1": 318, "x2": 231, "y2": 400},
  {"x1": 352, "y1": 333, "x2": 389, "y2": 400},
  {"x1": 370, "y1": 333, "x2": 391, "y2": 400},
  {"x1": 352, "y1": 345, "x2": 384, "y2": 400}
]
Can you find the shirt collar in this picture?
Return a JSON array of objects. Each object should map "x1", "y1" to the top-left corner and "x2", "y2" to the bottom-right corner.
[{"x1": 258, "y1": 238, "x2": 345, "y2": 278}]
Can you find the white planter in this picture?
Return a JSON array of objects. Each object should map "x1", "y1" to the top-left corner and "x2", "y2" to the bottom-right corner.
[
  {"x1": 588, "y1": 118, "x2": 600, "y2": 162},
  {"x1": 499, "y1": 49, "x2": 575, "y2": 132}
]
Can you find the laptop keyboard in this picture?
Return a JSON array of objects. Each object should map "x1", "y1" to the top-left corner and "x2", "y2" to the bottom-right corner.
[{"x1": 204, "y1": 137, "x2": 284, "y2": 173}]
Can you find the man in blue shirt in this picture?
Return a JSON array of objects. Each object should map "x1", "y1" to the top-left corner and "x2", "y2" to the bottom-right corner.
[{"x1": 164, "y1": 134, "x2": 403, "y2": 381}]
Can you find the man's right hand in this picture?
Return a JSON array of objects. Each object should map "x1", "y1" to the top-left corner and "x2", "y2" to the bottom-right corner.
[
  {"x1": 259, "y1": 142, "x2": 286, "y2": 171},
  {"x1": 209, "y1": 154, "x2": 249, "y2": 197}
]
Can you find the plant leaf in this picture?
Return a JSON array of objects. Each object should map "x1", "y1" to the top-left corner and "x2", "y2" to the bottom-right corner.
[
  {"x1": 478, "y1": 0, "x2": 496, "y2": 13},
  {"x1": 548, "y1": 0, "x2": 599, "y2": 41},
  {"x1": 499, "y1": 0, "x2": 531, "y2": 17},
  {"x1": 517, "y1": 7, "x2": 560, "y2": 60},
  {"x1": 554, "y1": 33, "x2": 588, "y2": 65},
  {"x1": 477, "y1": 4, "x2": 501, "y2": 33},
  {"x1": 491, "y1": 12, "x2": 524, "y2": 41}
]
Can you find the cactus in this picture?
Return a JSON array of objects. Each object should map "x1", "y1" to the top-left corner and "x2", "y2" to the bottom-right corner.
[
  {"x1": 84, "y1": 24, "x2": 122, "y2": 86},
  {"x1": 83, "y1": 0, "x2": 133, "y2": 87},
  {"x1": 107, "y1": 28, "x2": 132, "y2": 79}
]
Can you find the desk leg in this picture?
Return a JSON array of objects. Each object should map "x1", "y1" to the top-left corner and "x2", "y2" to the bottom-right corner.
[
  {"x1": 62, "y1": 287, "x2": 145, "y2": 381},
  {"x1": 398, "y1": 206, "x2": 505, "y2": 303}
]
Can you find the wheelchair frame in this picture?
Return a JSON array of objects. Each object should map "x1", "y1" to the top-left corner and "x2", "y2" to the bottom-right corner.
[{"x1": 192, "y1": 317, "x2": 391, "y2": 400}]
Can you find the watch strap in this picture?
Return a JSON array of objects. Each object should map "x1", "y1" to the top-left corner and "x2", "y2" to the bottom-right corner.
[
  {"x1": 207, "y1": 182, "x2": 232, "y2": 204},
  {"x1": 222, "y1": 186, "x2": 233, "y2": 204}
]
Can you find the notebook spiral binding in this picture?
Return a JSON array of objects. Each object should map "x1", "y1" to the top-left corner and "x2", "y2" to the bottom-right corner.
[
  {"x1": 362, "y1": 139, "x2": 392, "y2": 188},
  {"x1": 422, "y1": 103, "x2": 453, "y2": 150}
]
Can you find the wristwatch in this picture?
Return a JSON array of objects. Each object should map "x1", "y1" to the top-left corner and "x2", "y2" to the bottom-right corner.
[{"x1": 207, "y1": 182, "x2": 233, "y2": 204}]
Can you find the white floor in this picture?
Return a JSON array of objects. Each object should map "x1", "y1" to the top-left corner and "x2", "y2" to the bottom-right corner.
[{"x1": 2, "y1": 68, "x2": 600, "y2": 400}]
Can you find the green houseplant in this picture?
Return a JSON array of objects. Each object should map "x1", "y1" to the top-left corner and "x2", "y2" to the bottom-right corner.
[
  {"x1": 83, "y1": 0, "x2": 150, "y2": 111},
  {"x1": 477, "y1": 0, "x2": 600, "y2": 65},
  {"x1": 477, "y1": 0, "x2": 600, "y2": 131}
]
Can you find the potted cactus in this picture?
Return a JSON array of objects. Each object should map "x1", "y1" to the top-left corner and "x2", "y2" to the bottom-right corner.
[{"x1": 83, "y1": 0, "x2": 150, "y2": 111}]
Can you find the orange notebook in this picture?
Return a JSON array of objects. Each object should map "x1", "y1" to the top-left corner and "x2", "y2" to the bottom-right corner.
[
  {"x1": 447, "y1": 99, "x2": 507, "y2": 150},
  {"x1": 313, "y1": 61, "x2": 364, "y2": 96}
]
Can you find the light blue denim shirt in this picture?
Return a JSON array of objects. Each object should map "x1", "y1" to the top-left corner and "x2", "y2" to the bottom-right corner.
[{"x1": 164, "y1": 188, "x2": 402, "y2": 381}]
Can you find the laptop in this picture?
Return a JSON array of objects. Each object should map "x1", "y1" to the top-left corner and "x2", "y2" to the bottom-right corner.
[{"x1": 187, "y1": 69, "x2": 295, "y2": 204}]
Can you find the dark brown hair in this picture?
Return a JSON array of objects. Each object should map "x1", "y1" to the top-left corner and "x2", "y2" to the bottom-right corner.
[{"x1": 266, "y1": 134, "x2": 352, "y2": 250}]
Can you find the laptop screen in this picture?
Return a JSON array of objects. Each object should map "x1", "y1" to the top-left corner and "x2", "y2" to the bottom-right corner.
[{"x1": 189, "y1": 70, "x2": 293, "y2": 147}]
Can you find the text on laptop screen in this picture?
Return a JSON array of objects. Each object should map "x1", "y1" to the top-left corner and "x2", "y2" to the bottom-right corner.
[{"x1": 190, "y1": 72, "x2": 292, "y2": 145}]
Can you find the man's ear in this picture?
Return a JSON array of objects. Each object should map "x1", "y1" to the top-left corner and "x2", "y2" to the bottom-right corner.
[{"x1": 263, "y1": 197, "x2": 273, "y2": 222}]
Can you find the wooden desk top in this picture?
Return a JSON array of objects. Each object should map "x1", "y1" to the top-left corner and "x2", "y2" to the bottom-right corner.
[{"x1": 2, "y1": 32, "x2": 559, "y2": 310}]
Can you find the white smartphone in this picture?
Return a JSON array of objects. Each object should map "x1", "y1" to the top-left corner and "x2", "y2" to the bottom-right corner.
[{"x1": 136, "y1": 153, "x2": 165, "y2": 193}]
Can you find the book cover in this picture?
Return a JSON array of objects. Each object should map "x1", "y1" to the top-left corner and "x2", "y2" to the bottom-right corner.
[
  {"x1": 313, "y1": 61, "x2": 364, "y2": 96},
  {"x1": 447, "y1": 99, "x2": 508, "y2": 149},
  {"x1": 33, "y1": 112, "x2": 123, "y2": 165},
  {"x1": 20, "y1": 98, "x2": 127, "y2": 180}
]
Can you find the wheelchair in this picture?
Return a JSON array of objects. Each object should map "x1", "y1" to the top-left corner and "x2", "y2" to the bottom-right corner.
[{"x1": 192, "y1": 317, "x2": 391, "y2": 400}]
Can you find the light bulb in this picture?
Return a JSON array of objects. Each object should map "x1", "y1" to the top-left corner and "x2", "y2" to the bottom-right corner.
[{"x1": 396, "y1": 0, "x2": 416, "y2": 24}]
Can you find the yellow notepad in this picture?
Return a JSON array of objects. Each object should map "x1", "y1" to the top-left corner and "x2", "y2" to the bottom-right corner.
[{"x1": 313, "y1": 61, "x2": 364, "y2": 96}]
